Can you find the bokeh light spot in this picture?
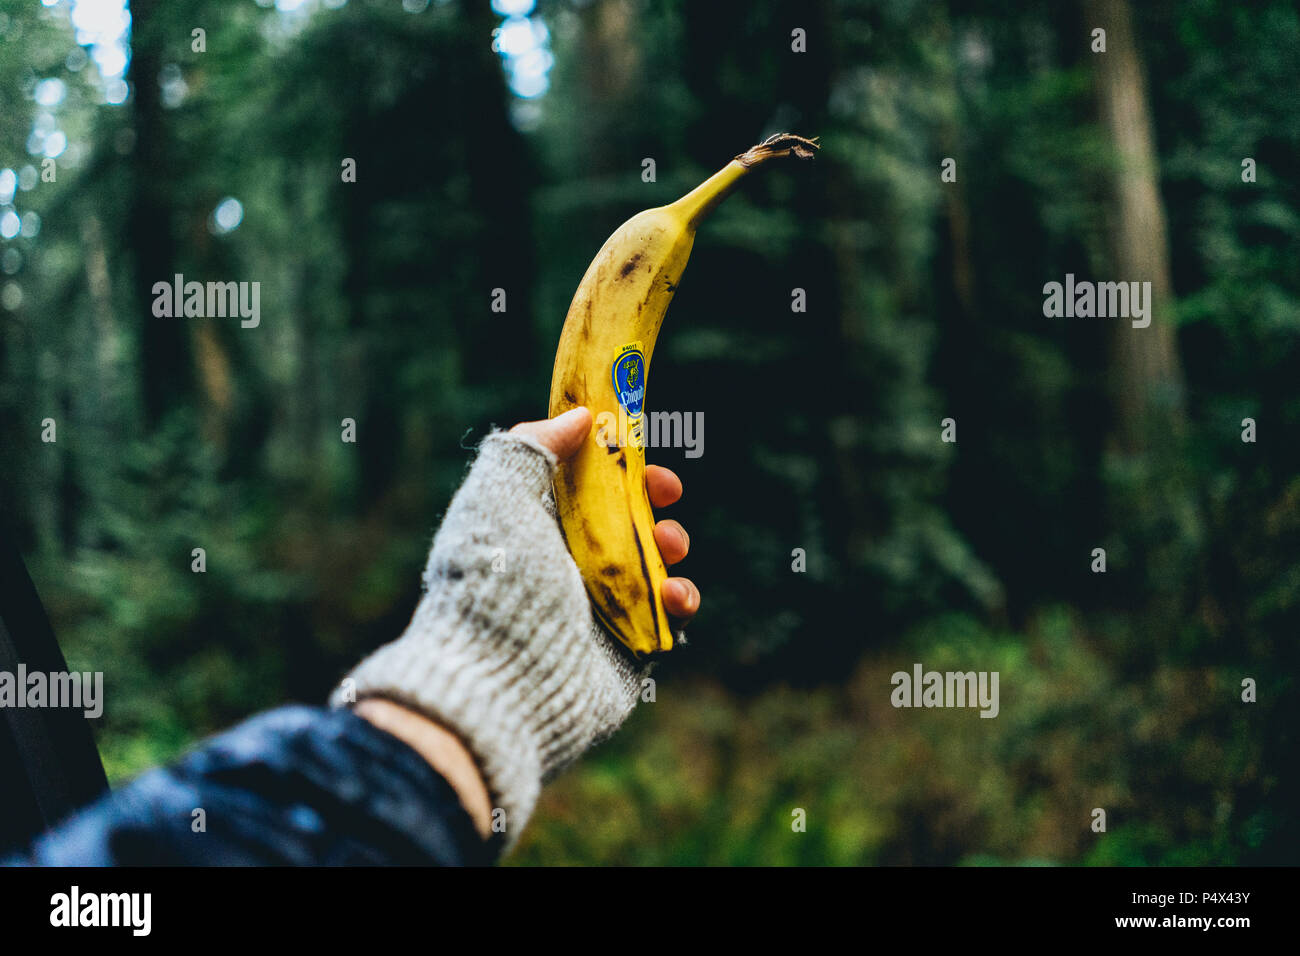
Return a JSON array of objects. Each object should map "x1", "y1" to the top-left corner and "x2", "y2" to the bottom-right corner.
[{"x1": 211, "y1": 197, "x2": 245, "y2": 235}]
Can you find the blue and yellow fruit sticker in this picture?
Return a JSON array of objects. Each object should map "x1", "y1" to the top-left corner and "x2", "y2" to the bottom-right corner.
[{"x1": 612, "y1": 341, "x2": 646, "y2": 419}]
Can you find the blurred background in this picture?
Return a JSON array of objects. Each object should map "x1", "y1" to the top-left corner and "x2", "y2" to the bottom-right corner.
[{"x1": 1, "y1": 0, "x2": 1297, "y2": 864}]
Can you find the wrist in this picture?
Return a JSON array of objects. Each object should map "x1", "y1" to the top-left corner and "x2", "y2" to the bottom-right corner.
[{"x1": 353, "y1": 698, "x2": 493, "y2": 841}]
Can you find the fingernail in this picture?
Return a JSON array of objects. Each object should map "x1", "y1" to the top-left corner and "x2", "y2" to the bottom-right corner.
[{"x1": 686, "y1": 582, "x2": 699, "y2": 611}]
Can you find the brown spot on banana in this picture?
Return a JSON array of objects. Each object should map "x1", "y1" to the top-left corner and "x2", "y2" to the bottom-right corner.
[{"x1": 619, "y1": 252, "x2": 644, "y2": 279}]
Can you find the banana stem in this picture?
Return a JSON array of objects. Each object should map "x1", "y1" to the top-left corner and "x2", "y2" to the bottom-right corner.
[
  {"x1": 734, "y1": 132, "x2": 821, "y2": 167},
  {"x1": 671, "y1": 132, "x2": 820, "y2": 230}
]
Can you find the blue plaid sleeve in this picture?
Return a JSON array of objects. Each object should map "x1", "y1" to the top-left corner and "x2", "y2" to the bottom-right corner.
[{"x1": 3, "y1": 705, "x2": 498, "y2": 866}]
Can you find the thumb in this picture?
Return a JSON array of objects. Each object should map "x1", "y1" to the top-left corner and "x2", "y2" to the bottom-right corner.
[{"x1": 509, "y1": 407, "x2": 592, "y2": 461}]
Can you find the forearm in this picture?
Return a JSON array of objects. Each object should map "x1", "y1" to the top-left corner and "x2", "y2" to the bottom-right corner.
[{"x1": 4, "y1": 706, "x2": 498, "y2": 866}]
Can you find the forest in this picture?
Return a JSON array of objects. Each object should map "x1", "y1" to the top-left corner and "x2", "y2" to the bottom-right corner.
[{"x1": 0, "y1": 0, "x2": 1296, "y2": 864}]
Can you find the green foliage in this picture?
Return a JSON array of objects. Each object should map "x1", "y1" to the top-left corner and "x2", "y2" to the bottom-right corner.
[{"x1": 513, "y1": 610, "x2": 1265, "y2": 865}]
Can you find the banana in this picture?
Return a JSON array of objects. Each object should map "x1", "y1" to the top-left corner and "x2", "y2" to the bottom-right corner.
[{"x1": 548, "y1": 133, "x2": 818, "y2": 657}]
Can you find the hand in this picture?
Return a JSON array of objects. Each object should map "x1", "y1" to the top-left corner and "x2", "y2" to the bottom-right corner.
[
  {"x1": 509, "y1": 406, "x2": 701, "y2": 625},
  {"x1": 335, "y1": 407, "x2": 691, "y2": 852}
]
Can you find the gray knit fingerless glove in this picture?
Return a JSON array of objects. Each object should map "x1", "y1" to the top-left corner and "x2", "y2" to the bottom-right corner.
[{"x1": 328, "y1": 430, "x2": 651, "y2": 851}]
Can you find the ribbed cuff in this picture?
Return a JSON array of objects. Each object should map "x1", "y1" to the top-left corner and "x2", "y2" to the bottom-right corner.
[{"x1": 328, "y1": 615, "x2": 545, "y2": 853}]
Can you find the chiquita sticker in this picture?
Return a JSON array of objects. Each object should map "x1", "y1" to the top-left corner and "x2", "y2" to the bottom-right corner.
[{"x1": 611, "y1": 342, "x2": 646, "y2": 418}]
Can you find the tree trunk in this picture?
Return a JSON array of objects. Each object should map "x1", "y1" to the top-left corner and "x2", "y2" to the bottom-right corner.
[
  {"x1": 1084, "y1": 0, "x2": 1185, "y2": 454},
  {"x1": 127, "y1": 0, "x2": 191, "y2": 427}
]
